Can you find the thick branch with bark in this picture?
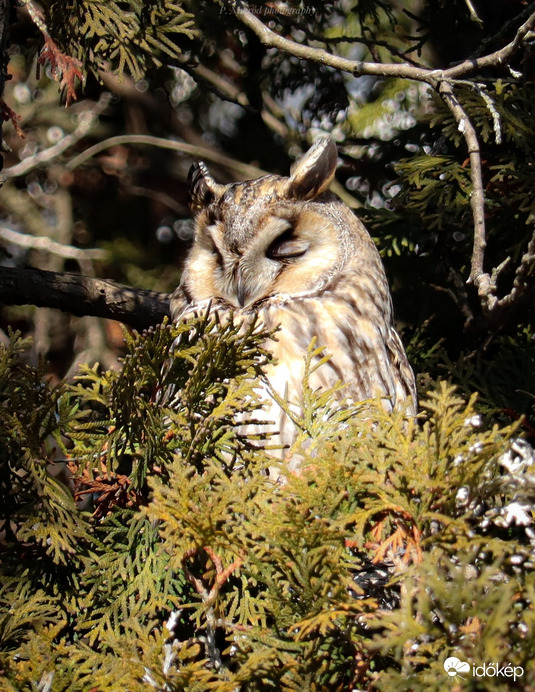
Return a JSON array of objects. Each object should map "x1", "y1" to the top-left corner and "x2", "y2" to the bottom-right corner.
[{"x1": 0, "y1": 266, "x2": 170, "y2": 331}]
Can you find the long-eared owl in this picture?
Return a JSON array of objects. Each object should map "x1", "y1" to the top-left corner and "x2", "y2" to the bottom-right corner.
[{"x1": 170, "y1": 137, "x2": 416, "y2": 459}]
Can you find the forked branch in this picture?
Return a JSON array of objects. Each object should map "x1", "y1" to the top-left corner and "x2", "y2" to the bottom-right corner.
[{"x1": 230, "y1": 0, "x2": 535, "y2": 324}]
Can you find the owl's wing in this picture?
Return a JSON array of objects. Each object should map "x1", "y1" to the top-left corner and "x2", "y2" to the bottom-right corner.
[
  {"x1": 169, "y1": 286, "x2": 189, "y2": 323},
  {"x1": 170, "y1": 288, "x2": 217, "y2": 325},
  {"x1": 387, "y1": 327, "x2": 417, "y2": 413}
]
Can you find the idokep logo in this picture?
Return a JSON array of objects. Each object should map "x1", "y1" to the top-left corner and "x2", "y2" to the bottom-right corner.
[
  {"x1": 443, "y1": 656, "x2": 524, "y2": 683},
  {"x1": 444, "y1": 657, "x2": 470, "y2": 681}
]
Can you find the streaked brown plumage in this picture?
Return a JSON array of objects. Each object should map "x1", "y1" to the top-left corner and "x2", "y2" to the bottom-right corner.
[{"x1": 171, "y1": 137, "x2": 416, "y2": 458}]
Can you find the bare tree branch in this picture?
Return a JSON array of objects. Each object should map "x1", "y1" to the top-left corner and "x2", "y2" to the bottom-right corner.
[
  {"x1": 3, "y1": 94, "x2": 111, "y2": 178},
  {"x1": 483, "y1": 228, "x2": 535, "y2": 320},
  {"x1": 191, "y1": 63, "x2": 288, "y2": 138},
  {"x1": 230, "y1": 1, "x2": 435, "y2": 82},
  {"x1": 0, "y1": 224, "x2": 108, "y2": 261},
  {"x1": 67, "y1": 134, "x2": 268, "y2": 181},
  {"x1": 0, "y1": 266, "x2": 170, "y2": 331},
  {"x1": 229, "y1": 0, "x2": 535, "y2": 326},
  {"x1": 437, "y1": 81, "x2": 494, "y2": 310},
  {"x1": 230, "y1": 1, "x2": 535, "y2": 82}
]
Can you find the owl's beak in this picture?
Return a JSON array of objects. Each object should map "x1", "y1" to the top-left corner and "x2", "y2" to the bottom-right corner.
[{"x1": 236, "y1": 266, "x2": 247, "y2": 307}]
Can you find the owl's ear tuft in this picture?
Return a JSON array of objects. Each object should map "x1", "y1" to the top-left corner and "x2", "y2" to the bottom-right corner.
[
  {"x1": 288, "y1": 137, "x2": 338, "y2": 200},
  {"x1": 188, "y1": 162, "x2": 224, "y2": 213}
]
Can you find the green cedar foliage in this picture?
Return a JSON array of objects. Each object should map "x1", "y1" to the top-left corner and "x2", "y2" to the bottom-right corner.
[
  {"x1": 40, "y1": 1, "x2": 197, "y2": 82},
  {"x1": 378, "y1": 78, "x2": 535, "y2": 322},
  {"x1": 393, "y1": 80, "x2": 535, "y2": 238},
  {"x1": 1, "y1": 316, "x2": 534, "y2": 690}
]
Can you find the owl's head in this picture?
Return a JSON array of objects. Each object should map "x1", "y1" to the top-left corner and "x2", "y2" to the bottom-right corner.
[{"x1": 181, "y1": 137, "x2": 361, "y2": 309}]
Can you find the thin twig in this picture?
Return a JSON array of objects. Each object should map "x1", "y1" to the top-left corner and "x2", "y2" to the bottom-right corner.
[
  {"x1": 449, "y1": 79, "x2": 503, "y2": 144},
  {"x1": 470, "y1": 1, "x2": 535, "y2": 59},
  {"x1": 493, "y1": 228, "x2": 535, "y2": 314},
  {"x1": 512, "y1": 229, "x2": 535, "y2": 292},
  {"x1": 67, "y1": 134, "x2": 268, "y2": 180},
  {"x1": 287, "y1": 25, "x2": 428, "y2": 68},
  {"x1": 3, "y1": 94, "x2": 111, "y2": 178},
  {"x1": 452, "y1": 6, "x2": 535, "y2": 78},
  {"x1": 463, "y1": 0, "x2": 483, "y2": 26},
  {"x1": 191, "y1": 63, "x2": 287, "y2": 138},
  {"x1": 124, "y1": 184, "x2": 187, "y2": 215},
  {"x1": 181, "y1": 546, "x2": 241, "y2": 675},
  {"x1": 0, "y1": 224, "x2": 107, "y2": 261},
  {"x1": 435, "y1": 268, "x2": 475, "y2": 323},
  {"x1": 466, "y1": 229, "x2": 535, "y2": 336}
]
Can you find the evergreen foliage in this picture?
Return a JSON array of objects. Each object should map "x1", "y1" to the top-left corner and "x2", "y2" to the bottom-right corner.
[
  {"x1": 1, "y1": 318, "x2": 534, "y2": 690},
  {"x1": 40, "y1": 1, "x2": 197, "y2": 82},
  {"x1": 1, "y1": 1, "x2": 535, "y2": 689}
]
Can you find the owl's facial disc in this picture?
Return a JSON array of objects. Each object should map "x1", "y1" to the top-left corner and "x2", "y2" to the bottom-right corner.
[{"x1": 230, "y1": 218, "x2": 309, "y2": 307}]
